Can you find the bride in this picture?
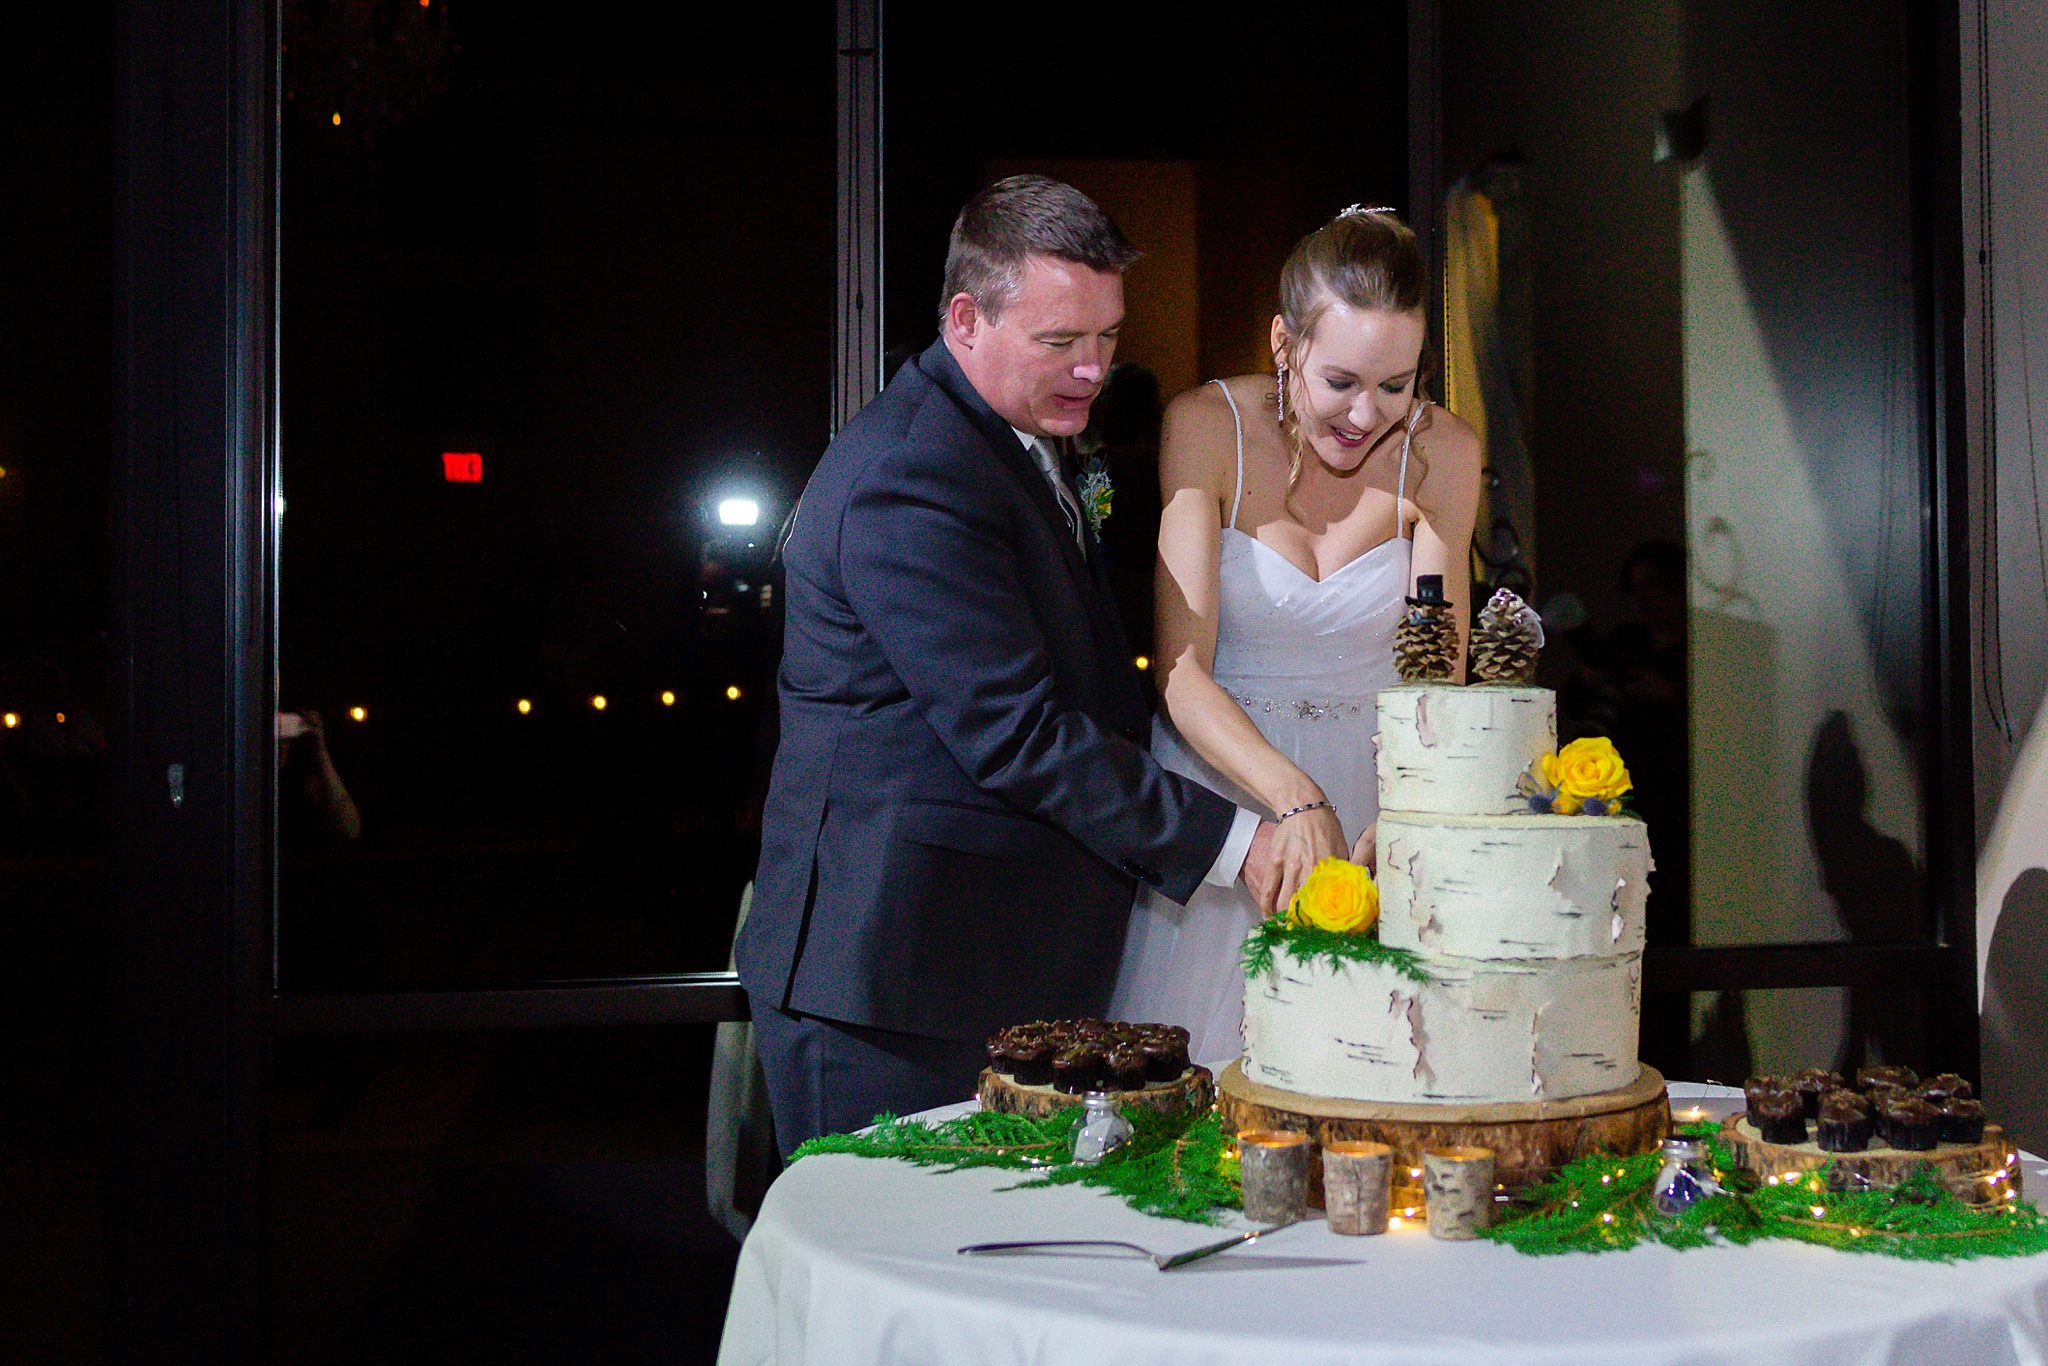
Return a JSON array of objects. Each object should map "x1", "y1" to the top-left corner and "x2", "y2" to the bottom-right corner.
[{"x1": 1108, "y1": 206, "x2": 1481, "y2": 1066}]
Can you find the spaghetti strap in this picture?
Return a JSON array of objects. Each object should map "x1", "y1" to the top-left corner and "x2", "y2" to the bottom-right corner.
[
  {"x1": 1211, "y1": 379, "x2": 1247, "y2": 532},
  {"x1": 1396, "y1": 399, "x2": 1424, "y2": 541}
]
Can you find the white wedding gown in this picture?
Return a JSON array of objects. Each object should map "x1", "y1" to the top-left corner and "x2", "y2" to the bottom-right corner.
[{"x1": 1107, "y1": 382, "x2": 1417, "y2": 1067}]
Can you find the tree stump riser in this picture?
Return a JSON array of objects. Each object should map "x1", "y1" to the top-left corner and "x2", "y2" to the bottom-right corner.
[{"x1": 1217, "y1": 1061, "x2": 1670, "y2": 1204}]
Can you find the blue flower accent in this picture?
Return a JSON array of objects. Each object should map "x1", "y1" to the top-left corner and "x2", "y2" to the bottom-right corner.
[{"x1": 1529, "y1": 795, "x2": 1554, "y2": 814}]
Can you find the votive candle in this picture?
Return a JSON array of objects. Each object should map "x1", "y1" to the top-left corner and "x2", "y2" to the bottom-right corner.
[
  {"x1": 1422, "y1": 1145, "x2": 1496, "y2": 1240},
  {"x1": 1322, "y1": 1140, "x2": 1393, "y2": 1236},
  {"x1": 1237, "y1": 1130, "x2": 1312, "y2": 1225}
]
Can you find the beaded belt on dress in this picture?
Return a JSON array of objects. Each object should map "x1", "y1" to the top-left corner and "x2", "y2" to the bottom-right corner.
[{"x1": 1229, "y1": 693, "x2": 1372, "y2": 720}]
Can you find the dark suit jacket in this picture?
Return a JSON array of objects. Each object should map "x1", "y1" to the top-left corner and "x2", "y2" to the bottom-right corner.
[{"x1": 736, "y1": 338, "x2": 1237, "y2": 1044}]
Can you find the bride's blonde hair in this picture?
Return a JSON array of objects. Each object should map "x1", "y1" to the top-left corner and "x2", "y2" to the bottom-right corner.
[{"x1": 1272, "y1": 208, "x2": 1428, "y2": 506}]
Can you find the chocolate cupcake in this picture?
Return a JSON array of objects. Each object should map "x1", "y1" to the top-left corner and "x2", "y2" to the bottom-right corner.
[
  {"x1": 1790, "y1": 1069, "x2": 1845, "y2": 1120},
  {"x1": 1742, "y1": 1075, "x2": 1786, "y2": 1115},
  {"x1": 1139, "y1": 1038, "x2": 1187, "y2": 1084},
  {"x1": 1862, "y1": 1082, "x2": 1911, "y2": 1113},
  {"x1": 1938, "y1": 1098, "x2": 1986, "y2": 1144},
  {"x1": 1052, "y1": 1044, "x2": 1103, "y2": 1095},
  {"x1": 1918, "y1": 1073, "x2": 1974, "y2": 1105},
  {"x1": 1856, "y1": 1065, "x2": 1918, "y2": 1093},
  {"x1": 1104, "y1": 1046, "x2": 1148, "y2": 1092},
  {"x1": 1749, "y1": 1087, "x2": 1810, "y2": 1145},
  {"x1": 1877, "y1": 1097, "x2": 1940, "y2": 1151},
  {"x1": 1817, "y1": 1094, "x2": 1874, "y2": 1152},
  {"x1": 1822, "y1": 1086, "x2": 1873, "y2": 1115},
  {"x1": 1007, "y1": 1038, "x2": 1053, "y2": 1086}
]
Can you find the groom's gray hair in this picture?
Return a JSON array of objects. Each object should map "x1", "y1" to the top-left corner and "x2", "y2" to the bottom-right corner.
[{"x1": 939, "y1": 175, "x2": 1141, "y2": 324}]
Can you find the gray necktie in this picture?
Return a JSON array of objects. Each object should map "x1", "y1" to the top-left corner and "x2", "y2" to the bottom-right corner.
[{"x1": 1028, "y1": 437, "x2": 1085, "y2": 551}]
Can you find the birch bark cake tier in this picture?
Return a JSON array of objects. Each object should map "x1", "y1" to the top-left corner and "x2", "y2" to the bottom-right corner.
[
  {"x1": 1375, "y1": 682, "x2": 1554, "y2": 815},
  {"x1": 1376, "y1": 812, "x2": 1652, "y2": 960},
  {"x1": 1240, "y1": 949, "x2": 1641, "y2": 1103}
]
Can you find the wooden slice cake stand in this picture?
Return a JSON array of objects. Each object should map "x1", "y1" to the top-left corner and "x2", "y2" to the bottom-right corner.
[
  {"x1": 978, "y1": 1065, "x2": 1217, "y2": 1120},
  {"x1": 1718, "y1": 1113, "x2": 2023, "y2": 1204},
  {"x1": 1217, "y1": 1060, "x2": 1670, "y2": 1203}
]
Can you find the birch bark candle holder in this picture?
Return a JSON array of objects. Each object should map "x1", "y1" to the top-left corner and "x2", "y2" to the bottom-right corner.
[
  {"x1": 1423, "y1": 1145, "x2": 1496, "y2": 1240},
  {"x1": 1237, "y1": 1130, "x2": 1311, "y2": 1225},
  {"x1": 1322, "y1": 1140, "x2": 1393, "y2": 1235}
]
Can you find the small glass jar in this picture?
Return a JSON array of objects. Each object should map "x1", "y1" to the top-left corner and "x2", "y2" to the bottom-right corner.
[
  {"x1": 1651, "y1": 1135, "x2": 1719, "y2": 1214},
  {"x1": 1070, "y1": 1091, "x2": 1134, "y2": 1165}
]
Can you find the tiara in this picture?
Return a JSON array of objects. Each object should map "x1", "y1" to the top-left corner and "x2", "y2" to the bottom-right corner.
[{"x1": 1339, "y1": 203, "x2": 1399, "y2": 218}]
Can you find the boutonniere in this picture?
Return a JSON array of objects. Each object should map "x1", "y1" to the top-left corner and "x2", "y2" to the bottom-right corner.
[{"x1": 1076, "y1": 457, "x2": 1113, "y2": 537}]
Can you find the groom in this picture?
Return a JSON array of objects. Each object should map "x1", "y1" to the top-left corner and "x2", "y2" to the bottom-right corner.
[{"x1": 737, "y1": 176, "x2": 1276, "y2": 1156}]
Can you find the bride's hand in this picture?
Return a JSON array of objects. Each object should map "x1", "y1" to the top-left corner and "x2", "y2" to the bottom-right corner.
[
  {"x1": 1351, "y1": 823, "x2": 1377, "y2": 874},
  {"x1": 1267, "y1": 803, "x2": 1348, "y2": 916}
]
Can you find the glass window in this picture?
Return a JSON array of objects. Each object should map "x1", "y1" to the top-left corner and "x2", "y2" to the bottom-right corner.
[{"x1": 279, "y1": 0, "x2": 836, "y2": 991}]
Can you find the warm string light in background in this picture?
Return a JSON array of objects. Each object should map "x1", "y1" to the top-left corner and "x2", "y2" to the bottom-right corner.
[
  {"x1": 1134, "y1": 655, "x2": 1150, "y2": 671},
  {"x1": 590, "y1": 695, "x2": 608, "y2": 711},
  {"x1": 348, "y1": 706, "x2": 367, "y2": 722},
  {"x1": 2, "y1": 713, "x2": 17, "y2": 729},
  {"x1": 516, "y1": 699, "x2": 532, "y2": 715},
  {"x1": 661, "y1": 691, "x2": 676, "y2": 707},
  {"x1": 54, "y1": 713, "x2": 66, "y2": 724},
  {"x1": 725, "y1": 685, "x2": 742, "y2": 701}
]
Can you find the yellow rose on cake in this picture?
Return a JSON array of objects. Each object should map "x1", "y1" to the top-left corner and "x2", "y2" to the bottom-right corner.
[
  {"x1": 1288, "y1": 857, "x2": 1379, "y2": 934},
  {"x1": 1541, "y1": 736, "x2": 1633, "y2": 815}
]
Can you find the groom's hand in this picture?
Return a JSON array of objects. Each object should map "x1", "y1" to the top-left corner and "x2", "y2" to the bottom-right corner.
[
  {"x1": 1351, "y1": 822, "x2": 1377, "y2": 874},
  {"x1": 1241, "y1": 820, "x2": 1284, "y2": 917}
]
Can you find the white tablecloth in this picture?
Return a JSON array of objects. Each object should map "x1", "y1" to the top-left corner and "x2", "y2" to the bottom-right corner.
[{"x1": 718, "y1": 1083, "x2": 2048, "y2": 1366}]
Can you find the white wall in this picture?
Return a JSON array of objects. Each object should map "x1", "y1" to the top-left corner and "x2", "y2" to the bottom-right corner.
[
  {"x1": 1683, "y1": 0, "x2": 1929, "y2": 1074},
  {"x1": 1966, "y1": 0, "x2": 2048, "y2": 1149},
  {"x1": 1966, "y1": 0, "x2": 2048, "y2": 828}
]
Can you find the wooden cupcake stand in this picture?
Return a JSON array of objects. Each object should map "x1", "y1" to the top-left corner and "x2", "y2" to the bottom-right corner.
[
  {"x1": 1717, "y1": 1113, "x2": 2022, "y2": 1203},
  {"x1": 1217, "y1": 1061, "x2": 1671, "y2": 1203},
  {"x1": 978, "y1": 1065, "x2": 1217, "y2": 1120}
]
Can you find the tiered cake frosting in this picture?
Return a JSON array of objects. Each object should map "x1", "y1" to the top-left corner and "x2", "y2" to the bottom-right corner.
[{"x1": 1240, "y1": 682, "x2": 1652, "y2": 1104}]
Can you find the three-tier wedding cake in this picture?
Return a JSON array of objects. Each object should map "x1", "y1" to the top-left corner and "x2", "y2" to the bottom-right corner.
[{"x1": 1240, "y1": 679, "x2": 1653, "y2": 1104}]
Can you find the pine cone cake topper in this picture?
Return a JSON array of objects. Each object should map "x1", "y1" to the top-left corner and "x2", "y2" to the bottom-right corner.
[
  {"x1": 1394, "y1": 575, "x2": 1460, "y2": 682},
  {"x1": 1470, "y1": 587, "x2": 1545, "y2": 684}
]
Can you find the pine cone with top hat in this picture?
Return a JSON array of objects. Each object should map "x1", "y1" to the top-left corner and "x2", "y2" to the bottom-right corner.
[
  {"x1": 1394, "y1": 575, "x2": 1460, "y2": 682},
  {"x1": 1470, "y1": 587, "x2": 1545, "y2": 684}
]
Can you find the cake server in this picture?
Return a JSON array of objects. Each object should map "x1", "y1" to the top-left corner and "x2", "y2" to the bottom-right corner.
[{"x1": 956, "y1": 1220, "x2": 1301, "y2": 1271}]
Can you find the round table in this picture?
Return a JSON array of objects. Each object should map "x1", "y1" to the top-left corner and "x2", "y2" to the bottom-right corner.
[{"x1": 717, "y1": 1084, "x2": 2048, "y2": 1366}]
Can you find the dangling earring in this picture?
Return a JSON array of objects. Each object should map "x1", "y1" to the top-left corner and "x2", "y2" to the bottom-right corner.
[{"x1": 1274, "y1": 362, "x2": 1288, "y2": 426}]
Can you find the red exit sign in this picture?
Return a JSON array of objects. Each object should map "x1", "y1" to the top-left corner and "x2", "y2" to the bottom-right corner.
[{"x1": 442, "y1": 452, "x2": 483, "y2": 483}]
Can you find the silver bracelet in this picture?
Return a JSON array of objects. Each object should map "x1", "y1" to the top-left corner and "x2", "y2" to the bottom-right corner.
[{"x1": 1273, "y1": 800, "x2": 1334, "y2": 822}]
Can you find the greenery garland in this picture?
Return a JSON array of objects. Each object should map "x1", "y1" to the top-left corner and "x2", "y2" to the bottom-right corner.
[
  {"x1": 1240, "y1": 917, "x2": 1431, "y2": 983},
  {"x1": 793, "y1": 1105, "x2": 1242, "y2": 1225},
  {"x1": 1485, "y1": 1123, "x2": 2048, "y2": 1261},
  {"x1": 799, "y1": 1115, "x2": 2048, "y2": 1258}
]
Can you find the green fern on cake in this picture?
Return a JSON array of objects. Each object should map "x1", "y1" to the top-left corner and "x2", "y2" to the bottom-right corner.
[{"x1": 1240, "y1": 918, "x2": 1431, "y2": 984}]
